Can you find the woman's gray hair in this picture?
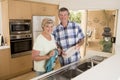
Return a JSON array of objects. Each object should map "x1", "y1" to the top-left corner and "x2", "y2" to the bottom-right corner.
[{"x1": 41, "y1": 18, "x2": 54, "y2": 28}]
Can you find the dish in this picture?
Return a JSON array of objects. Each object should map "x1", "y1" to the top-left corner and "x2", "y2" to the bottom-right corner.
[{"x1": 62, "y1": 46, "x2": 78, "y2": 59}]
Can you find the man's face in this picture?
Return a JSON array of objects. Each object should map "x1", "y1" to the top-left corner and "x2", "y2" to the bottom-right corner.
[{"x1": 58, "y1": 11, "x2": 69, "y2": 23}]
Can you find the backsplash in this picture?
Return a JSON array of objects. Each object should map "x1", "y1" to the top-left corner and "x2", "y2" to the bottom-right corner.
[{"x1": 87, "y1": 10, "x2": 116, "y2": 39}]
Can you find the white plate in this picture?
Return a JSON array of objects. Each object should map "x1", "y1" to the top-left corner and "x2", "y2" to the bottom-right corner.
[{"x1": 62, "y1": 46, "x2": 78, "y2": 59}]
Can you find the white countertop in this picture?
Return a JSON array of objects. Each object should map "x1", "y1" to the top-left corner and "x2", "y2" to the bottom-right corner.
[
  {"x1": 72, "y1": 50, "x2": 120, "y2": 80},
  {"x1": 0, "y1": 46, "x2": 10, "y2": 49},
  {"x1": 31, "y1": 50, "x2": 116, "y2": 80}
]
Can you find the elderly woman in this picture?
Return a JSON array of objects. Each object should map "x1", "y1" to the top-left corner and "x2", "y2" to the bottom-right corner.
[{"x1": 32, "y1": 18, "x2": 57, "y2": 76}]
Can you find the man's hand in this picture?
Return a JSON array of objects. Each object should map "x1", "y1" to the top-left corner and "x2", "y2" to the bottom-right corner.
[{"x1": 75, "y1": 38, "x2": 84, "y2": 50}]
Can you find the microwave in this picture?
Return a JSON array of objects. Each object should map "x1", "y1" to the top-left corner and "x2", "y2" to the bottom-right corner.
[{"x1": 9, "y1": 19, "x2": 32, "y2": 34}]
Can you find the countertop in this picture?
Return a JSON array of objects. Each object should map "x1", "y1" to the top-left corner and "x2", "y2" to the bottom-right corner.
[
  {"x1": 72, "y1": 50, "x2": 120, "y2": 80},
  {"x1": 31, "y1": 50, "x2": 115, "y2": 80},
  {"x1": 0, "y1": 46, "x2": 10, "y2": 49}
]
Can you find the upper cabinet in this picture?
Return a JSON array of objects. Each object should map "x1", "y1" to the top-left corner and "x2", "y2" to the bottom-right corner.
[
  {"x1": 8, "y1": 0, "x2": 32, "y2": 19},
  {"x1": 31, "y1": 2, "x2": 58, "y2": 25},
  {"x1": 8, "y1": 0, "x2": 58, "y2": 19},
  {"x1": 31, "y1": 2, "x2": 58, "y2": 16}
]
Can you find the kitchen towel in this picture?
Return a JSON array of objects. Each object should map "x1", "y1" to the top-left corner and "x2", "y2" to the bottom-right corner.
[{"x1": 45, "y1": 49, "x2": 58, "y2": 72}]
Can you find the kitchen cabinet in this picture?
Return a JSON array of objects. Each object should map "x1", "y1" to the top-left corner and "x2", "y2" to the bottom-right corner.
[
  {"x1": 0, "y1": 48, "x2": 32, "y2": 79},
  {"x1": 0, "y1": 48, "x2": 10, "y2": 79},
  {"x1": 31, "y1": 2, "x2": 58, "y2": 16},
  {"x1": 31, "y1": 2, "x2": 44, "y2": 15},
  {"x1": 10, "y1": 54, "x2": 32, "y2": 77},
  {"x1": 8, "y1": 0, "x2": 32, "y2": 19},
  {"x1": 31, "y1": 2, "x2": 58, "y2": 24}
]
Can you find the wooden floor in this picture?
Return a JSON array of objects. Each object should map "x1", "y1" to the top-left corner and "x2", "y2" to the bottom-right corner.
[{"x1": 9, "y1": 71, "x2": 36, "y2": 80}]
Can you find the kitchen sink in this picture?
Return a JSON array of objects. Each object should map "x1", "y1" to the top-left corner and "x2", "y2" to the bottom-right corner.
[
  {"x1": 77, "y1": 61, "x2": 97, "y2": 72},
  {"x1": 60, "y1": 69, "x2": 82, "y2": 79},
  {"x1": 77, "y1": 55, "x2": 107, "y2": 72},
  {"x1": 38, "y1": 56, "x2": 107, "y2": 80},
  {"x1": 41, "y1": 69, "x2": 82, "y2": 80},
  {"x1": 40, "y1": 61, "x2": 98, "y2": 80}
]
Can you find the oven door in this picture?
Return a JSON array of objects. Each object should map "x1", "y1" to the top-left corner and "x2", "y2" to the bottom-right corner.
[{"x1": 10, "y1": 38, "x2": 32, "y2": 57}]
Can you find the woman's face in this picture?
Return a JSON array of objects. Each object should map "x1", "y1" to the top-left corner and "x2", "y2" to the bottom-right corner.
[
  {"x1": 59, "y1": 11, "x2": 69, "y2": 23},
  {"x1": 43, "y1": 24, "x2": 53, "y2": 34}
]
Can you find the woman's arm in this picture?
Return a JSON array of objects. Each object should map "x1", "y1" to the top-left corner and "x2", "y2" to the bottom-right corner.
[{"x1": 32, "y1": 50, "x2": 54, "y2": 61}]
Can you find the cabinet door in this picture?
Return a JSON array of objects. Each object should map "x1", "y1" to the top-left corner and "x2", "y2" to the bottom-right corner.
[
  {"x1": 0, "y1": 48, "x2": 10, "y2": 78},
  {"x1": 9, "y1": 0, "x2": 32, "y2": 19},
  {"x1": 31, "y1": 2, "x2": 58, "y2": 16},
  {"x1": 10, "y1": 54, "x2": 32, "y2": 75},
  {"x1": 44, "y1": 4, "x2": 58, "y2": 16},
  {"x1": 31, "y1": 3, "x2": 42, "y2": 16}
]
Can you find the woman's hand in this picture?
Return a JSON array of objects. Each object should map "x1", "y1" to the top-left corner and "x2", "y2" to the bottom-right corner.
[
  {"x1": 47, "y1": 50, "x2": 55, "y2": 58},
  {"x1": 57, "y1": 47, "x2": 62, "y2": 55}
]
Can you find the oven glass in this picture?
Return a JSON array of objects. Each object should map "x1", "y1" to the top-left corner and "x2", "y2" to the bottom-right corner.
[
  {"x1": 11, "y1": 24, "x2": 30, "y2": 32},
  {"x1": 10, "y1": 38, "x2": 32, "y2": 54}
]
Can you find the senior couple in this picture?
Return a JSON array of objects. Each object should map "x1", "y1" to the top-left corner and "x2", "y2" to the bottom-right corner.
[{"x1": 32, "y1": 7, "x2": 85, "y2": 76}]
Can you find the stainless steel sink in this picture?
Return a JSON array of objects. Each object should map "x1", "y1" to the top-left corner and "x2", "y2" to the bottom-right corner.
[
  {"x1": 77, "y1": 61, "x2": 97, "y2": 72},
  {"x1": 41, "y1": 69, "x2": 82, "y2": 80},
  {"x1": 40, "y1": 61, "x2": 98, "y2": 80},
  {"x1": 76, "y1": 55, "x2": 107, "y2": 72},
  {"x1": 60, "y1": 69, "x2": 82, "y2": 79},
  {"x1": 38, "y1": 56, "x2": 107, "y2": 80}
]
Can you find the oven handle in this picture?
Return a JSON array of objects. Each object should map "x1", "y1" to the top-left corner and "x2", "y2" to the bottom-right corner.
[
  {"x1": 11, "y1": 39, "x2": 32, "y2": 42},
  {"x1": 10, "y1": 22, "x2": 30, "y2": 25}
]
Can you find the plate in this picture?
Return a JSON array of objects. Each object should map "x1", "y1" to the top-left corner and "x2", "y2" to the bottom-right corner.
[{"x1": 62, "y1": 46, "x2": 78, "y2": 59}]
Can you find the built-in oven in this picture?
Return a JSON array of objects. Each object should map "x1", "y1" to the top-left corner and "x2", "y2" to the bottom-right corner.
[
  {"x1": 9, "y1": 19, "x2": 31, "y2": 34},
  {"x1": 9, "y1": 19, "x2": 33, "y2": 58},
  {"x1": 10, "y1": 34, "x2": 32, "y2": 58}
]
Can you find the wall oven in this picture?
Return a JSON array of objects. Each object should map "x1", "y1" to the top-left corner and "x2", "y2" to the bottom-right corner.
[
  {"x1": 10, "y1": 34, "x2": 32, "y2": 58},
  {"x1": 9, "y1": 19, "x2": 33, "y2": 58}
]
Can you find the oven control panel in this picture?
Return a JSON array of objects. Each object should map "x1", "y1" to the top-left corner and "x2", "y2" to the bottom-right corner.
[{"x1": 10, "y1": 34, "x2": 32, "y2": 40}]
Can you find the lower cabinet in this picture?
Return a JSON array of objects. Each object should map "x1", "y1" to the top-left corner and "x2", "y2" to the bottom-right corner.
[
  {"x1": 0, "y1": 48, "x2": 33, "y2": 79},
  {"x1": 10, "y1": 54, "x2": 33, "y2": 78},
  {"x1": 0, "y1": 48, "x2": 10, "y2": 80}
]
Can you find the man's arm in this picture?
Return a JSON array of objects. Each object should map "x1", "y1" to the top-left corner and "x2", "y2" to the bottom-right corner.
[
  {"x1": 75, "y1": 38, "x2": 84, "y2": 50},
  {"x1": 78, "y1": 38, "x2": 84, "y2": 46}
]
